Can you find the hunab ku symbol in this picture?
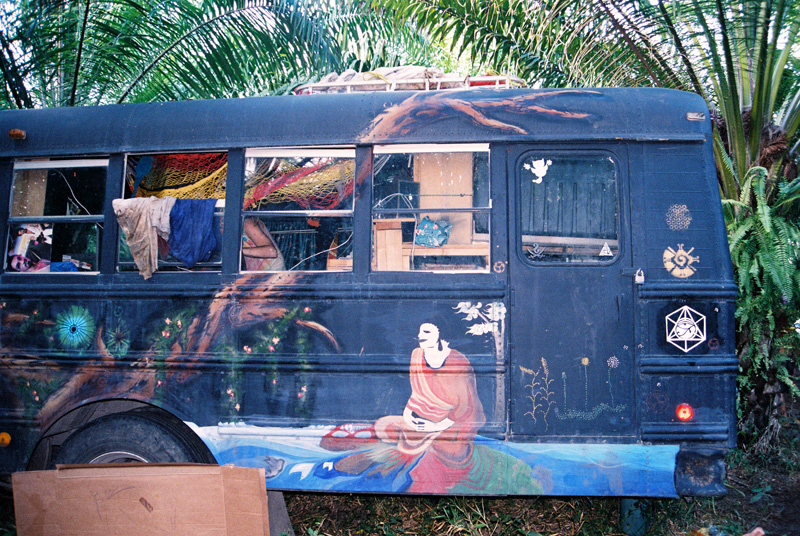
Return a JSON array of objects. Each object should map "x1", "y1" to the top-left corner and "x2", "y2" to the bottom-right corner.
[
  {"x1": 663, "y1": 244, "x2": 699, "y2": 278},
  {"x1": 665, "y1": 306, "x2": 706, "y2": 352}
]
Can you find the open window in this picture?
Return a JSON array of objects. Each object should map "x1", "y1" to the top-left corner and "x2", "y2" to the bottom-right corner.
[
  {"x1": 518, "y1": 154, "x2": 618, "y2": 263},
  {"x1": 116, "y1": 152, "x2": 226, "y2": 277},
  {"x1": 242, "y1": 148, "x2": 354, "y2": 272},
  {"x1": 372, "y1": 144, "x2": 490, "y2": 272},
  {"x1": 5, "y1": 159, "x2": 107, "y2": 274}
]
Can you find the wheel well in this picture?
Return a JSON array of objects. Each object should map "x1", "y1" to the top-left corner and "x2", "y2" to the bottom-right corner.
[{"x1": 27, "y1": 400, "x2": 216, "y2": 470}]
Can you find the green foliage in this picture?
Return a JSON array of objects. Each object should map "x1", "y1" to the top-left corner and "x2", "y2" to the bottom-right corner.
[
  {"x1": 0, "y1": 0, "x2": 445, "y2": 107},
  {"x1": 725, "y1": 167, "x2": 800, "y2": 448}
]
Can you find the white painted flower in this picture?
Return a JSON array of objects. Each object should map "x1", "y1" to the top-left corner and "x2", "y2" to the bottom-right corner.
[
  {"x1": 454, "y1": 301, "x2": 482, "y2": 321},
  {"x1": 485, "y1": 302, "x2": 507, "y2": 322},
  {"x1": 467, "y1": 322, "x2": 497, "y2": 336}
]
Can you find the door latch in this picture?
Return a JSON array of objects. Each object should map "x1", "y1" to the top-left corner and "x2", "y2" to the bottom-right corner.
[{"x1": 622, "y1": 267, "x2": 645, "y2": 284}]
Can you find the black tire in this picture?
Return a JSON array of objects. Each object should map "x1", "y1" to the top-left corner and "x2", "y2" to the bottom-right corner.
[{"x1": 54, "y1": 412, "x2": 201, "y2": 465}]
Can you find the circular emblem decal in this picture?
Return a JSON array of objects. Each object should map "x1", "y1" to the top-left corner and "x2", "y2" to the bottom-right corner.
[{"x1": 663, "y1": 244, "x2": 699, "y2": 278}]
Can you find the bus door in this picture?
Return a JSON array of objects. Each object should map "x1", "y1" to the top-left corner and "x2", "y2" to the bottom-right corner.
[{"x1": 506, "y1": 146, "x2": 637, "y2": 438}]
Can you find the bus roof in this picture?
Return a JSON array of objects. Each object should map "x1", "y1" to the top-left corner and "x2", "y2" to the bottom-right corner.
[{"x1": 0, "y1": 87, "x2": 710, "y2": 158}]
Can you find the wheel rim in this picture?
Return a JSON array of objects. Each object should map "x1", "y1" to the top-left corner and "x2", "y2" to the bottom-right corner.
[{"x1": 89, "y1": 450, "x2": 149, "y2": 463}]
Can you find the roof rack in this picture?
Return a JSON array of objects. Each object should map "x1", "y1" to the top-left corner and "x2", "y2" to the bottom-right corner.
[{"x1": 294, "y1": 74, "x2": 525, "y2": 95}]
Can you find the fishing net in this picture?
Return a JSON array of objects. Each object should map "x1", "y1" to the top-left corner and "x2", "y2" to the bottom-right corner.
[
  {"x1": 130, "y1": 153, "x2": 228, "y2": 199},
  {"x1": 243, "y1": 157, "x2": 354, "y2": 210}
]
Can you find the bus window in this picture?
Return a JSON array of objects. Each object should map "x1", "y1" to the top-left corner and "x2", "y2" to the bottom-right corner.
[
  {"x1": 116, "y1": 152, "x2": 226, "y2": 275},
  {"x1": 6, "y1": 160, "x2": 107, "y2": 273},
  {"x1": 242, "y1": 148, "x2": 355, "y2": 271},
  {"x1": 518, "y1": 154, "x2": 618, "y2": 263},
  {"x1": 372, "y1": 145, "x2": 490, "y2": 272}
]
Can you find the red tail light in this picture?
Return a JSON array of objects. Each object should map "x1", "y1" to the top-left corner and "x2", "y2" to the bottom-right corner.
[{"x1": 676, "y1": 403, "x2": 694, "y2": 421}]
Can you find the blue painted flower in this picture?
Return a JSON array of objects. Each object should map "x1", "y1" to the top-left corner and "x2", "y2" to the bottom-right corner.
[
  {"x1": 56, "y1": 305, "x2": 96, "y2": 349},
  {"x1": 105, "y1": 325, "x2": 130, "y2": 357}
]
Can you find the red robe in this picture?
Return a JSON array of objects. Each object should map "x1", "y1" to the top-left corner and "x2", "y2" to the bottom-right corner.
[{"x1": 375, "y1": 347, "x2": 485, "y2": 493}]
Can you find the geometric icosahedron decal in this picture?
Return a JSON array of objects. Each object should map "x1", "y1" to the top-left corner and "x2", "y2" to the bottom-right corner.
[{"x1": 665, "y1": 305, "x2": 706, "y2": 352}]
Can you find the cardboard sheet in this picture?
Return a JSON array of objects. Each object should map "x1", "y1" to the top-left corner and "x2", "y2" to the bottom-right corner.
[{"x1": 12, "y1": 464, "x2": 269, "y2": 536}]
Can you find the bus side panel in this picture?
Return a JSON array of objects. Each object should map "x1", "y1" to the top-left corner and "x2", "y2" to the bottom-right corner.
[
  {"x1": 632, "y1": 140, "x2": 737, "y2": 496},
  {"x1": 0, "y1": 280, "x2": 679, "y2": 496}
]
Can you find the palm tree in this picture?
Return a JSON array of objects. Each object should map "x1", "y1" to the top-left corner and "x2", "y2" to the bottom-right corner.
[
  {"x1": 0, "y1": 0, "x2": 439, "y2": 108},
  {"x1": 377, "y1": 0, "x2": 799, "y2": 193}
]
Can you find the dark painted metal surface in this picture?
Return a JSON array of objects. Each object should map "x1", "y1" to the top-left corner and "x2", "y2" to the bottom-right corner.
[
  {"x1": 0, "y1": 88, "x2": 734, "y2": 497},
  {"x1": 1, "y1": 88, "x2": 709, "y2": 158}
]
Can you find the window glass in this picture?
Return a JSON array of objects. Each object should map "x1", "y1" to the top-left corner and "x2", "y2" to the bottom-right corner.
[
  {"x1": 372, "y1": 147, "x2": 490, "y2": 272},
  {"x1": 6, "y1": 162, "x2": 106, "y2": 273},
  {"x1": 242, "y1": 150, "x2": 354, "y2": 272},
  {"x1": 116, "y1": 152, "x2": 226, "y2": 275},
  {"x1": 519, "y1": 154, "x2": 618, "y2": 263}
]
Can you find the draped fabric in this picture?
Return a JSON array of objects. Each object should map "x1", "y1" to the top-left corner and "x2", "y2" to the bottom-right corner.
[
  {"x1": 112, "y1": 197, "x2": 176, "y2": 279},
  {"x1": 168, "y1": 198, "x2": 218, "y2": 268}
]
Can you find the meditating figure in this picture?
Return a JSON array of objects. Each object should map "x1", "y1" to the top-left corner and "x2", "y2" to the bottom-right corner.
[{"x1": 373, "y1": 322, "x2": 485, "y2": 492}]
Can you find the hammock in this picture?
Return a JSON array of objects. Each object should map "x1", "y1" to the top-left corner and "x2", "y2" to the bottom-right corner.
[
  {"x1": 243, "y1": 158, "x2": 354, "y2": 210},
  {"x1": 130, "y1": 153, "x2": 228, "y2": 199}
]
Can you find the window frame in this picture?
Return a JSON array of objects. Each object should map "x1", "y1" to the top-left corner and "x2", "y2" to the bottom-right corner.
[
  {"x1": 5, "y1": 158, "x2": 109, "y2": 275},
  {"x1": 241, "y1": 146, "x2": 356, "y2": 273},
  {"x1": 115, "y1": 151, "x2": 228, "y2": 274},
  {"x1": 515, "y1": 149, "x2": 622, "y2": 266},
  {"x1": 371, "y1": 143, "x2": 492, "y2": 273}
]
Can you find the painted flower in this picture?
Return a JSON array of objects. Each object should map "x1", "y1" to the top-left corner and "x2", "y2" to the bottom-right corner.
[
  {"x1": 243, "y1": 345, "x2": 252, "y2": 354},
  {"x1": 176, "y1": 319, "x2": 182, "y2": 329},
  {"x1": 485, "y1": 302, "x2": 507, "y2": 322},
  {"x1": 272, "y1": 337, "x2": 280, "y2": 344},
  {"x1": 234, "y1": 403, "x2": 240, "y2": 412},
  {"x1": 55, "y1": 305, "x2": 96, "y2": 349},
  {"x1": 162, "y1": 330, "x2": 170, "y2": 338},
  {"x1": 466, "y1": 322, "x2": 496, "y2": 336},
  {"x1": 303, "y1": 307, "x2": 311, "y2": 313},
  {"x1": 272, "y1": 378, "x2": 277, "y2": 385},
  {"x1": 164, "y1": 318, "x2": 171, "y2": 325},
  {"x1": 607, "y1": 356, "x2": 620, "y2": 369},
  {"x1": 269, "y1": 345, "x2": 275, "y2": 352},
  {"x1": 105, "y1": 325, "x2": 130, "y2": 357},
  {"x1": 581, "y1": 357, "x2": 590, "y2": 366},
  {"x1": 454, "y1": 301, "x2": 482, "y2": 321}
]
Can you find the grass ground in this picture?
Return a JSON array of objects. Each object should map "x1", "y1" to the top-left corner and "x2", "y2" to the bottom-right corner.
[{"x1": 1, "y1": 414, "x2": 798, "y2": 536}]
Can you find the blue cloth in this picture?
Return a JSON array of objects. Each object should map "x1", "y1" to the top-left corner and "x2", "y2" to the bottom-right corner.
[
  {"x1": 168, "y1": 199, "x2": 218, "y2": 268},
  {"x1": 50, "y1": 262, "x2": 78, "y2": 272}
]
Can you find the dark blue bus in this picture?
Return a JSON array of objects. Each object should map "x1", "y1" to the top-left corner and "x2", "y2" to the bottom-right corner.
[{"x1": 0, "y1": 87, "x2": 736, "y2": 501}]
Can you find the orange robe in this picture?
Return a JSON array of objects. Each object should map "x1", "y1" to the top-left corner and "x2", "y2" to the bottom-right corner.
[{"x1": 375, "y1": 347, "x2": 485, "y2": 493}]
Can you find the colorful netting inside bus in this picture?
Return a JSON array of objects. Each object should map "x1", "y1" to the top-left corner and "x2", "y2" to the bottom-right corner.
[
  {"x1": 130, "y1": 153, "x2": 227, "y2": 199},
  {"x1": 244, "y1": 158, "x2": 354, "y2": 210}
]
